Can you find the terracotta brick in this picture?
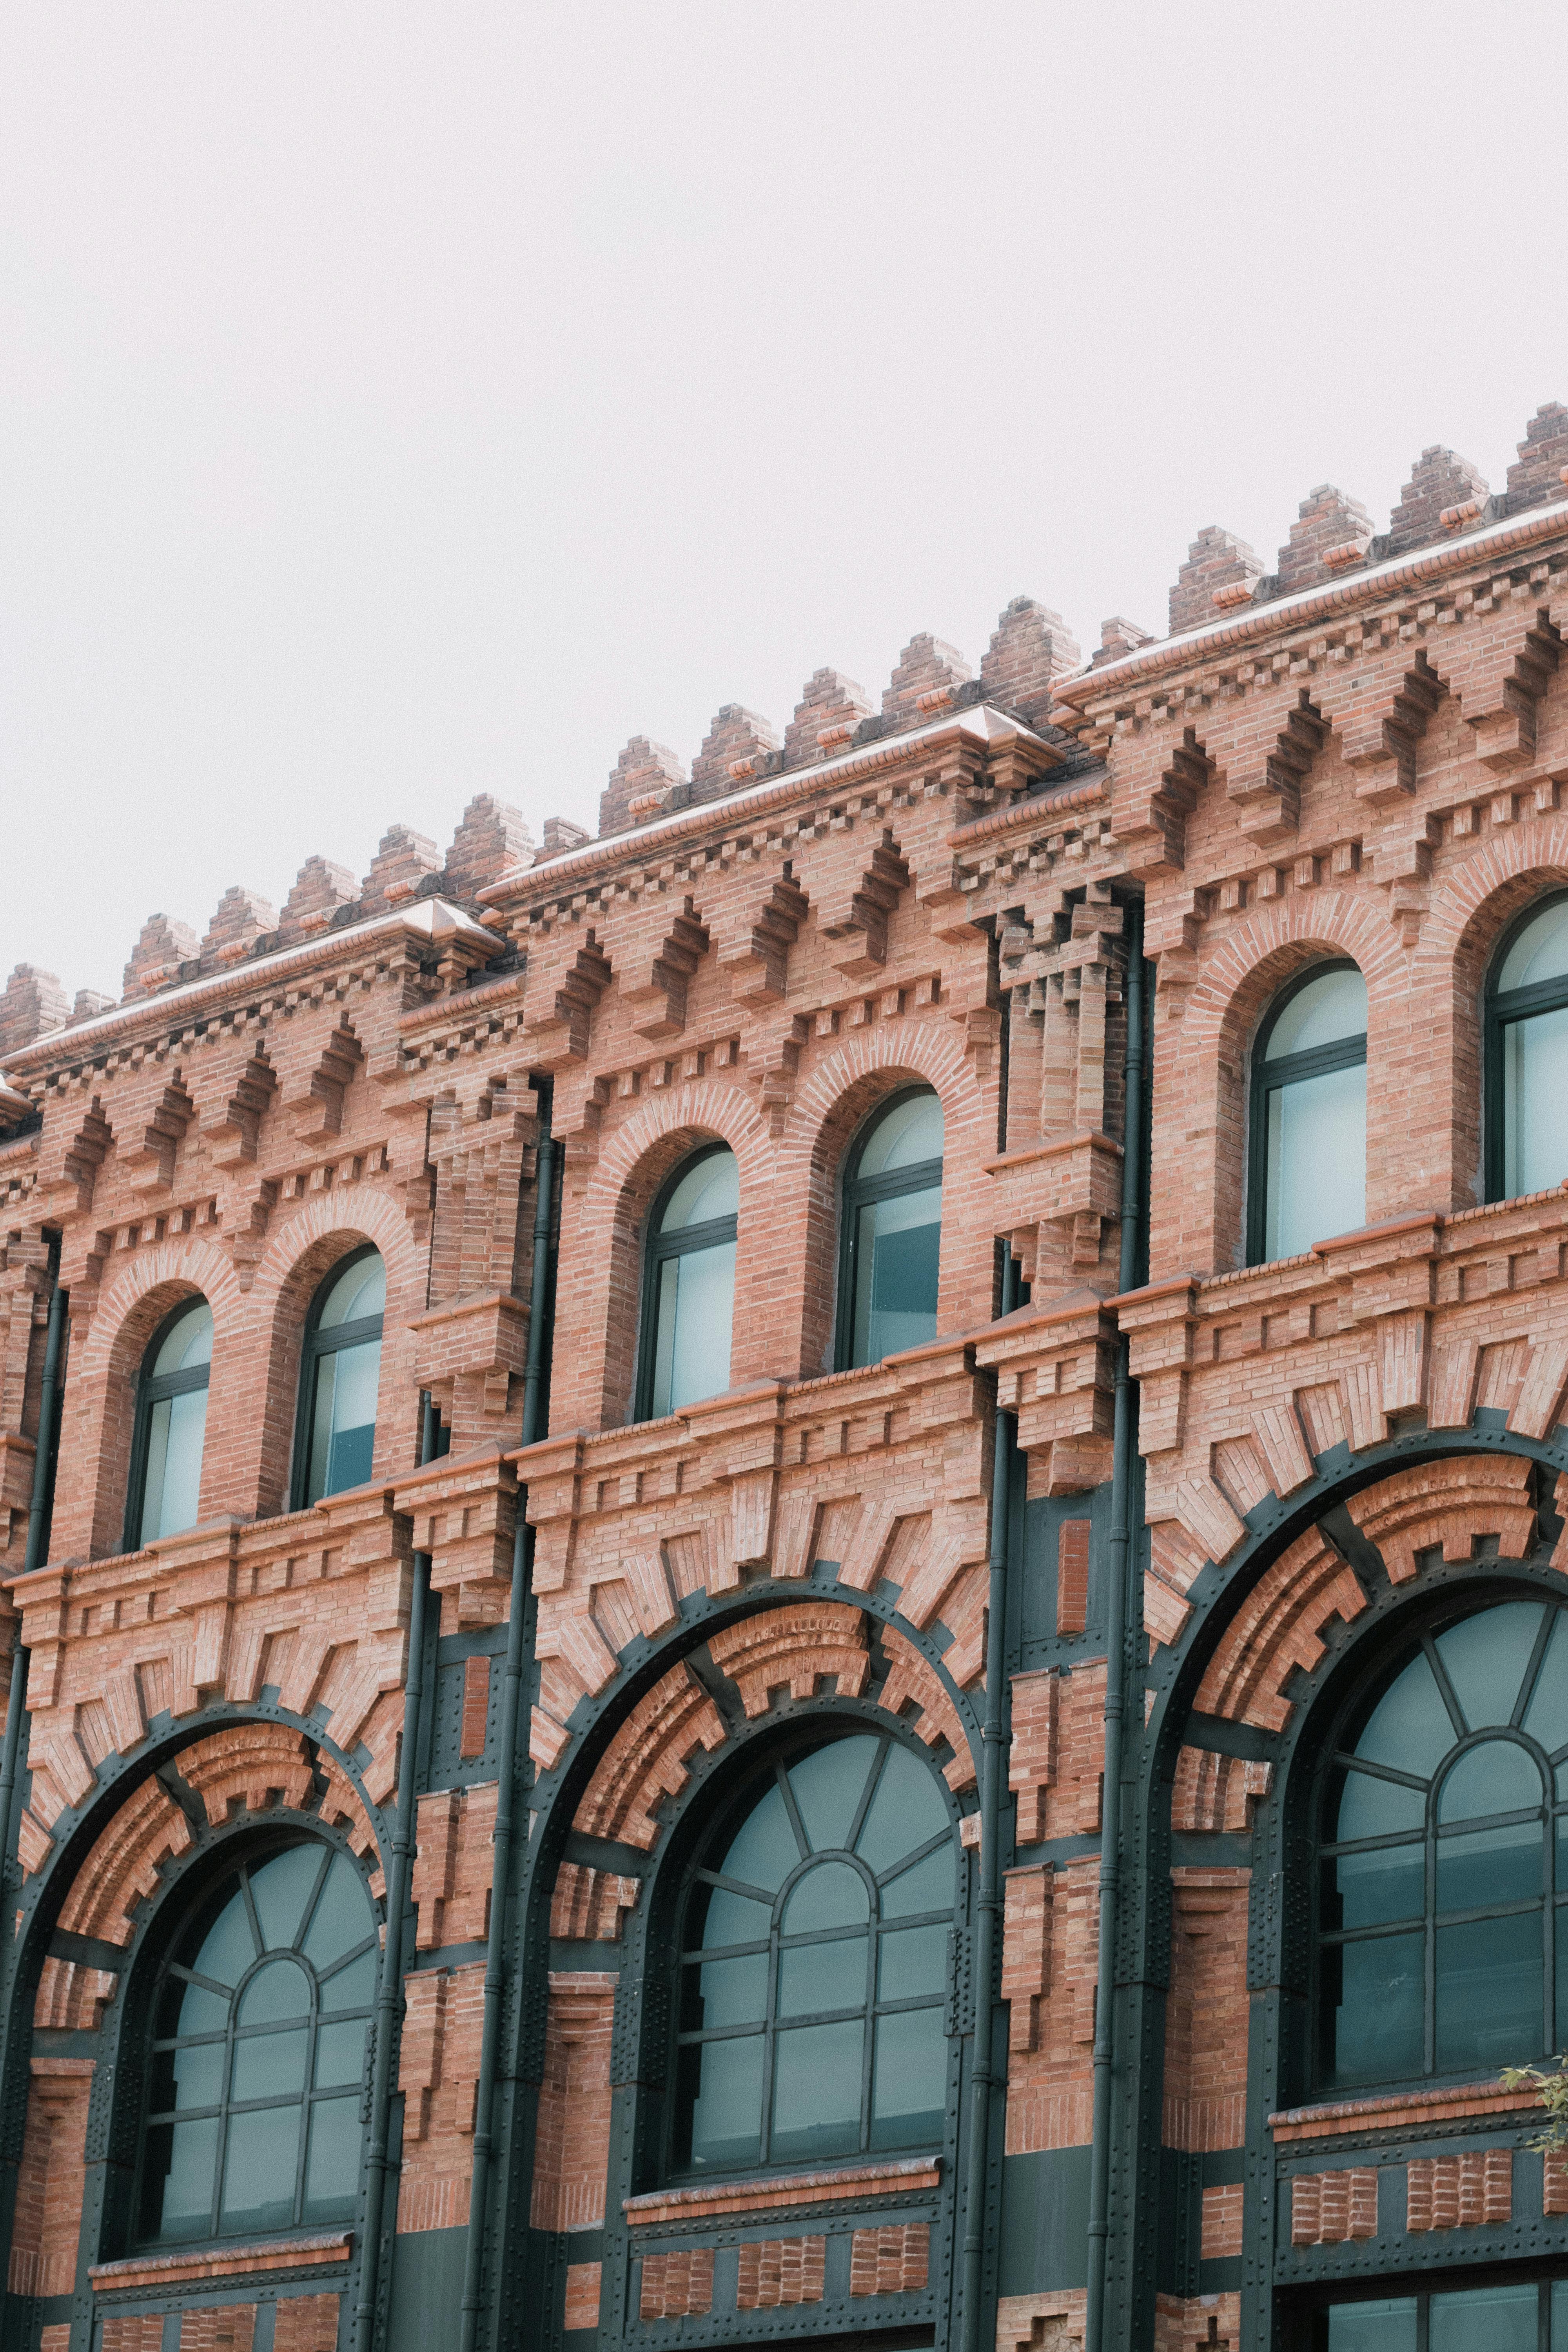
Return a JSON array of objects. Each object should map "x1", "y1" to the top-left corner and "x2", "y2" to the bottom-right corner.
[
  {"x1": 849, "y1": 2222, "x2": 929, "y2": 2296},
  {"x1": 638, "y1": 2247, "x2": 713, "y2": 2320},
  {"x1": 735, "y1": 2236, "x2": 826, "y2": 2308},
  {"x1": 272, "y1": 2301, "x2": 341, "y2": 2352}
]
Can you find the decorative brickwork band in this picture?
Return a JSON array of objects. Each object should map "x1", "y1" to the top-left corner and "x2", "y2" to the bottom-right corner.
[
  {"x1": 639, "y1": 2247, "x2": 715, "y2": 2320},
  {"x1": 1406, "y1": 2148, "x2": 1512, "y2": 2231},
  {"x1": 272, "y1": 2298, "x2": 341, "y2": 2352},
  {"x1": 849, "y1": 2222, "x2": 930, "y2": 2296},
  {"x1": 735, "y1": 2236, "x2": 827, "y2": 2308},
  {"x1": 179, "y1": 2311, "x2": 256, "y2": 2351},
  {"x1": 1290, "y1": 2167, "x2": 1378, "y2": 2245}
]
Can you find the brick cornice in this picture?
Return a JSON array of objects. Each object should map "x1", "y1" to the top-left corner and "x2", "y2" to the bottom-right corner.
[
  {"x1": 1269, "y1": 2080, "x2": 1539, "y2": 2145},
  {"x1": 623, "y1": 2156, "x2": 942, "y2": 2228},
  {"x1": 90, "y1": 2231, "x2": 351, "y2": 2291}
]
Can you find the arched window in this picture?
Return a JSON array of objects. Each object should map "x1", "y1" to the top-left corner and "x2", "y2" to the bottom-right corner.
[
  {"x1": 293, "y1": 1248, "x2": 386, "y2": 1507},
  {"x1": 636, "y1": 1145, "x2": 738, "y2": 1421},
  {"x1": 126, "y1": 1297, "x2": 214, "y2": 1549},
  {"x1": 837, "y1": 1089, "x2": 943, "y2": 1370},
  {"x1": 1316, "y1": 1595, "x2": 1568, "y2": 2092},
  {"x1": 1248, "y1": 964, "x2": 1367, "y2": 1264},
  {"x1": 671, "y1": 1730, "x2": 958, "y2": 2174},
  {"x1": 138, "y1": 1838, "x2": 377, "y2": 2244},
  {"x1": 1486, "y1": 893, "x2": 1568, "y2": 1201}
]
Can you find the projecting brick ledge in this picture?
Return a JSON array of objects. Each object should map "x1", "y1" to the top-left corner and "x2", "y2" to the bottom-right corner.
[
  {"x1": 89, "y1": 2234, "x2": 351, "y2": 2292},
  {"x1": 1270, "y1": 2080, "x2": 1538, "y2": 2144},
  {"x1": 623, "y1": 2156, "x2": 942, "y2": 2228}
]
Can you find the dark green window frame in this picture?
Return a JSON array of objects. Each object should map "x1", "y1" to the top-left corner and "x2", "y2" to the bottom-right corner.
[
  {"x1": 1247, "y1": 960, "x2": 1366, "y2": 1267},
  {"x1": 1312, "y1": 1595, "x2": 1568, "y2": 2096},
  {"x1": 834, "y1": 1085, "x2": 943, "y2": 1372},
  {"x1": 1305, "y1": 2270, "x2": 1568, "y2": 2349},
  {"x1": 633, "y1": 1143, "x2": 738, "y2": 1425},
  {"x1": 289, "y1": 1243, "x2": 384, "y2": 1511},
  {"x1": 1484, "y1": 888, "x2": 1568, "y2": 1204},
  {"x1": 123, "y1": 1296, "x2": 212, "y2": 1553}
]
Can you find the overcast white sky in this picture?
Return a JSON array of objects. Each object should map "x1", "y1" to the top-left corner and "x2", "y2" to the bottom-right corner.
[{"x1": 5, "y1": 3, "x2": 1568, "y2": 1003}]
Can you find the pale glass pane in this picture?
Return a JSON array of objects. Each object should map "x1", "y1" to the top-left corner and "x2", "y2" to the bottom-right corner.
[
  {"x1": 650, "y1": 1239, "x2": 734, "y2": 1416},
  {"x1": 788, "y1": 1736, "x2": 879, "y2": 1855},
  {"x1": 232, "y1": 2027, "x2": 308, "y2": 2101},
  {"x1": 658, "y1": 1149, "x2": 739, "y2": 1231},
  {"x1": 1353, "y1": 1649, "x2": 1456, "y2": 1777},
  {"x1": 716, "y1": 1779, "x2": 800, "y2": 1899},
  {"x1": 319, "y1": 1949, "x2": 376, "y2": 2013},
  {"x1": 1437, "y1": 1739, "x2": 1543, "y2": 1822},
  {"x1": 1264, "y1": 1062, "x2": 1365, "y2": 1259},
  {"x1": 771, "y1": 2018, "x2": 862, "y2": 2161},
  {"x1": 1430, "y1": 2281, "x2": 1538, "y2": 2351},
  {"x1": 302, "y1": 2093, "x2": 361, "y2": 2222},
  {"x1": 687, "y1": 2033, "x2": 764, "y2": 2169},
  {"x1": 167, "y1": 1976, "x2": 228, "y2": 2036},
  {"x1": 237, "y1": 1957, "x2": 311, "y2": 2025},
  {"x1": 1334, "y1": 1766, "x2": 1425, "y2": 1840},
  {"x1": 1329, "y1": 1843, "x2": 1423, "y2": 1929},
  {"x1": 857, "y1": 1091, "x2": 943, "y2": 1176},
  {"x1": 881, "y1": 1847, "x2": 958, "y2": 1919},
  {"x1": 1436, "y1": 1818, "x2": 1543, "y2": 1909},
  {"x1": 309, "y1": 1337, "x2": 381, "y2": 1501},
  {"x1": 852, "y1": 1184, "x2": 941, "y2": 1363},
  {"x1": 250, "y1": 1845, "x2": 323, "y2": 1953},
  {"x1": 168, "y1": 2041, "x2": 223, "y2": 2111},
  {"x1": 696, "y1": 1886, "x2": 771, "y2": 1949},
  {"x1": 302, "y1": 1854, "x2": 373, "y2": 1969},
  {"x1": 869, "y1": 2006, "x2": 945, "y2": 2148},
  {"x1": 1263, "y1": 966, "x2": 1367, "y2": 1058},
  {"x1": 1499, "y1": 897, "x2": 1568, "y2": 991},
  {"x1": 192, "y1": 1882, "x2": 258, "y2": 1989},
  {"x1": 154, "y1": 1298, "x2": 214, "y2": 1372},
  {"x1": 221, "y1": 2103, "x2": 300, "y2": 2231},
  {"x1": 1523, "y1": 1612, "x2": 1568, "y2": 1753},
  {"x1": 777, "y1": 1934, "x2": 867, "y2": 2016},
  {"x1": 1436, "y1": 1911, "x2": 1543, "y2": 2070},
  {"x1": 781, "y1": 1860, "x2": 869, "y2": 1933},
  {"x1": 878, "y1": 1924, "x2": 949, "y2": 2001},
  {"x1": 314, "y1": 2018, "x2": 368, "y2": 2088},
  {"x1": 1436, "y1": 1602, "x2": 1544, "y2": 1730},
  {"x1": 1325, "y1": 1932, "x2": 1422, "y2": 2083},
  {"x1": 141, "y1": 1383, "x2": 209, "y2": 1543},
  {"x1": 856, "y1": 1744, "x2": 950, "y2": 1872},
  {"x1": 318, "y1": 1251, "x2": 385, "y2": 1328},
  {"x1": 694, "y1": 1952, "x2": 768, "y2": 2027},
  {"x1": 147, "y1": 2116, "x2": 219, "y2": 2241},
  {"x1": 1326, "y1": 2301, "x2": 1416, "y2": 2352},
  {"x1": 1503, "y1": 1005, "x2": 1568, "y2": 1195}
]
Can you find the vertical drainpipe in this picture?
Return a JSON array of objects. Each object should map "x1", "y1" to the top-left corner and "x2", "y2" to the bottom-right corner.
[
  {"x1": 0, "y1": 1242, "x2": 68, "y2": 1942},
  {"x1": 459, "y1": 1095, "x2": 557, "y2": 2352},
  {"x1": 354, "y1": 1388, "x2": 439, "y2": 2352},
  {"x1": 958, "y1": 1246, "x2": 1019, "y2": 2352},
  {"x1": 1085, "y1": 899, "x2": 1147, "y2": 2352}
]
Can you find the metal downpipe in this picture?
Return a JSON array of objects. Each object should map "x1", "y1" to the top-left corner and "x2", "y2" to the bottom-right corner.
[
  {"x1": 1085, "y1": 900, "x2": 1146, "y2": 2352},
  {"x1": 459, "y1": 1108, "x2": 557, "y2": 2352},
  {"x1": 0, "y1": 1245, "x2": 67, "y2": 1947},
  {"x1": 354, "y1": 1390, "x2": 439, "y2": 2352},
  {"x1": 959, "y1": 1250, "x2": 1019, "y2": 2352}
]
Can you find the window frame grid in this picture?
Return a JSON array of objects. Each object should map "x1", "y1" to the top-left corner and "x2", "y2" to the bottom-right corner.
[
  {"x1": 1306, "y1": 2271, "x2": 1568, "y2": 2349},
  {"x1": 1484, "y1": 888, "x2": 1568, "y2": 1204},
  {"x1": 289, "y1": 1243, "x2": 385, "y2": 1512},
  {"x1": 835, "y1": 1085, "x2": 944, "y2": 1373},
  {"x1": 1247, "y1": 958, "x2": 1367, "y2": 1268},
  {"x1": 123, "y1": 1296, "x2": 213, "y2": 1553},
  {"x1": 633, "y1": 1142, "x2": 738, "y2": 1426}
]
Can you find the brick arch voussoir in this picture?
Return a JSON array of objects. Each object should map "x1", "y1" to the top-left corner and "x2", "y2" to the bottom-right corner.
[
  {"x1": 1180, "y1": 892, "x2": 1400, "y2": 1061},
  {"x1": 780, "y1": 1018, "x2": 977, "y2": 1178},
  {"x1": 586, "y1": 1077, "x2": 774, "y2": 1230},
  {"x1": 1419, "y1": 815, "x2": 1568, "y2": 990},
  {"x1": 251, "y1": 1183, "x2": 423, "y2": 1307},
  {"x1": 76, "y1": 1238, "x2": 243, "y2": 1385}
]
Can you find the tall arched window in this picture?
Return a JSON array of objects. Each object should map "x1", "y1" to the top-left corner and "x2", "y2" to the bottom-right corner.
[
  {"x1": 293, "y1": 1247, "x2": 386, "y2": 1507},
  {"x1": 636, "y1": 1145, "x2": 738, "y2": 1421},
  {"x1": 1249, "y1": 964, "x2": 1367, "y2": 1264},
  {"x1": 672, "y1": 1730, "x2": 958, "y2": 2174},
  {"x1": 138, "y1": 1838, "x2": 377, "y2": 2243},
  {"x1": 126, "y1": 1297, "x2": 214, "y2": 1549},
  {"x1": 1486, "y1": 893, "x2": 1568, "y2": 1201},
  {"x1": 1316, "y1": 1595, "x2": 1568, "y2": 2092},
  {"x1": 837, "y1": 1089, "x2": 943, "y2": 1370}
]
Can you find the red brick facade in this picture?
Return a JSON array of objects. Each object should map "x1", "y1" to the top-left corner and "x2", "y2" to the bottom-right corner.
[{"x1": 5, "y1": 411, "x2": 1568, "y2": 2348}]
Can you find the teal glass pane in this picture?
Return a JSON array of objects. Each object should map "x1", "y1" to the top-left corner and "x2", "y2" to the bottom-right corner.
[
  {"x1": 231, "y1": 2027, "x2": 307, "y2": 2102},
  {"x1": 777, "y1": 1934, "x2": 867, "y2": 2017},
  {"x1": 650, "y1": 1240, "x2": 735, "y2": 1417},
  {"x1": 1327, "y1": 1842, "x2": 1423, "y2": 1930},
  {"x1": 693, "y1": 1952, "x2": 767, "y2": 2028},
  {"x1": 1324, "y1": 1933, "x2": 1422, "y2": 2085},
  {"x1": 1334, "y1": 1766, "x2": 1425, "y2": 1840},
  {"x1": 1553, "y1": 2279, "x2": 1568, "y2": 2344},
  {"x1": 1524, "y1": 1612, "x2": 1568, "y2": 1753},
  {"x1": 140, "y1": 1383, "x2": 209, "y2": 1544},
  {"x1": 1436, "y1": 1603, "x2": 1544, "y2": 1730},
  {"x1": 1326, "y1": 2300, "x2": 1416, "y2": 2352},
  {"x1": 302, "y1": 2093, "x2": 361, "y2": 2223},
  {"x1": 869, "y1": 2006, "x2": 946, "y2": 2150},
  {"x1": 695, "y1": 1886, "x2": 771, "y2": 1951},
  {"x1": 1436, "y1": 1911, "x2": 1543, "y2": 2071},
  {"x1": 882, "y1": 1847, "x2": 958, "y2": 1918},
  {"x1": 164, "y1": 1975, "x2": 229, "y2": 2037},
  {"x1": 1264, "y1": 1062, "x2": 1365, "y2": 1259},
  {"x1": 1429, "y1": 2281, "x2": 1538, "y2": 2351},
  {"x1": 192, "y1": 1879, "x2": 257, "y2": 1990},
  {"x1": 770, "y1": 2018, "x2": 862, "y2": 2162},
  {"x1": 1504, "y1": 1005, "x2": 1568, "y2": 1196},
  {"x1": 1264, "y1": 967, "x2": 1367, "y2": 1057},
  {"x1": 686, "y1": 2033, "x2": 764, "y2": 2170},
  {"x1": 878, "y1": 1923, "x2": 949, "y2": 2001},
  {"x1": 169, "y1": 2040, "x2": 223, "y2": 2112},
  {"x1": 1436, "y1": 1819, "x2": 1543, "y2": 1911},
  {"x1": 1438, "y1": 1739, "x2": 1543, "y2": 1822},
  {"x1": 852, "y1": 1186, "x2": 941, "y2": 1364},
  {"x1": 237, "y1": 1957, "x2": 310, "y2": 2026},
  {"x1": 309, "y1": 1338, "x2": 381, "y2": 1503},
  {"x1": 718, "y1": 1779, "x2": 800, "y2": 1898},
  {"x1": 781, "y1": 1861, "x2": 869, "y2": 1934},
  {"x1": 1353, "y1": 1648, "x2": 1459, "y2": 1778},
  {"x1": 143, "y1": 2116, "x2": 219, "y2": 2241},
  {"x1": 250, "y1": 1845, "x2": 323, "y2": 1953},
  {"x1": 319, "y1": 1950, "x2": 377, "y2": 2013},
  {"x1": 855, "y1": 1744, "x2": 950, "y2": 1873},
  {"x1": 301, "y1": 1853, "x2": 372, "y2": 1970},
  {"x1": 220, "y1": 2103, "x2": 301, "y2": 2232},
  {"x1": 314, "y1": 2018, "x2": 368, "y2": 2089},
  {"x1": 788, "y1": 1737, "x2": 879, "y2": 1855}
]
